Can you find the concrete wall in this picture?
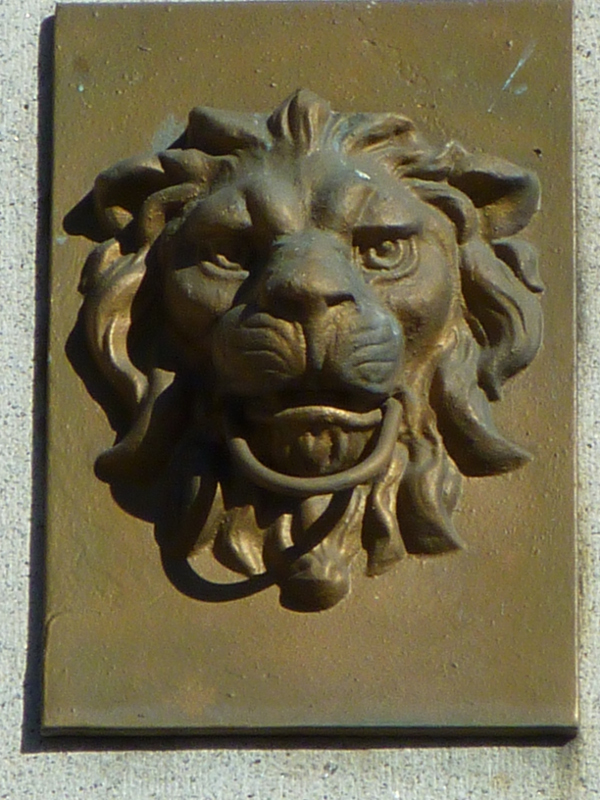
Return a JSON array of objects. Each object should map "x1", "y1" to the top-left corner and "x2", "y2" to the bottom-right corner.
[{"x1": 1, "y1": 0, "x2": 598, "y2": 797}]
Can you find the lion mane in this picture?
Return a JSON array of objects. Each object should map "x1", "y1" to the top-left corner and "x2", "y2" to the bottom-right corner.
[{"x1": 76, "y1": 90, "x2": 542, "y2": 611}]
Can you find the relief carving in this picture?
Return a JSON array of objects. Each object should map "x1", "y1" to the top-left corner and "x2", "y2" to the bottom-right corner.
[{"x1": 72, "y1": 90, "x2": 543, "y2": 611}]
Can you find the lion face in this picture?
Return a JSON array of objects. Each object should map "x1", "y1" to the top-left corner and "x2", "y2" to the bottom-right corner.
[
  {"x1": 76, "y1": 90, "x2": 543, "y2": 611},
  {"x1": 161, "y1": 146, "x2": 460, "y2": 481}
]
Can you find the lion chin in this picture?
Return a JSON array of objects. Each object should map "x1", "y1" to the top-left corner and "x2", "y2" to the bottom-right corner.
[{"x1": 76, "y1": 89, "x2": 543, "y2": 612}]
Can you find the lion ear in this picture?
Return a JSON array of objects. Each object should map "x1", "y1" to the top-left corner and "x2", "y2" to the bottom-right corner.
[
  {"x1": 94, "y1": 149, "x2": 225, "y2": 247},
  {"x1": 447, "y1": 150, "x2": 541, "y2": 240},
  {"x1": 405, "y1": 142, "x2": 541, "y2": 240}
]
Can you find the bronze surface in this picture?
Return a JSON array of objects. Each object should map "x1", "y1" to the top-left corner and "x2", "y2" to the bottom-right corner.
[
  {"x1": 73, "y1": 89, "x2": 543, "y2": 613},
  {"x1": 45, "y1": 0, "x2": 575, "y2": 735}
]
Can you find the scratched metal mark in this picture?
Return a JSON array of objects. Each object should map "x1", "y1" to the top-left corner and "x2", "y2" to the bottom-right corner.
[{"x1": 488, "y1": 40, "x2": 536, "y2": 113}]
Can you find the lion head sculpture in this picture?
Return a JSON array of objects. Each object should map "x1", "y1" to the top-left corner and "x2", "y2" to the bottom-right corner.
[{"x1": 76, "y1": 90, "x2": 543, "y2": 611}]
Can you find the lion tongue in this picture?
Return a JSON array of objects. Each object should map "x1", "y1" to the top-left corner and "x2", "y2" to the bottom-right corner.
[{"x1": 247, "y1": 424, "x2": 374, "y2": 477}]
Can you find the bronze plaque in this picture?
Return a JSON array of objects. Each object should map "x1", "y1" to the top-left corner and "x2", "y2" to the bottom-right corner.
[{"x1": 45, "y1": 0, "x2": 575, "y2": 735}]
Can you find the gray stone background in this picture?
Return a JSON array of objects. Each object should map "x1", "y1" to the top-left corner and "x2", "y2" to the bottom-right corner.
[{"x1": 1, "y1": 0, "x2": 598, "y2": 797}]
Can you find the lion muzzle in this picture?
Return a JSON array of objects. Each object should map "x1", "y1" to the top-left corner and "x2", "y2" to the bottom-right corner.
[
  {"x1": 210, "y1": 229, "x2": 405, "y2": 485},
  {"x1": 212, "y1": 229, "x2": 405, "y2": 399}
]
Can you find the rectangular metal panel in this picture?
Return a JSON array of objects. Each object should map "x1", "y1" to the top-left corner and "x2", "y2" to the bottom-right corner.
[{"x1": 44, "y1": 0, "x2": 575, "y2": 735}]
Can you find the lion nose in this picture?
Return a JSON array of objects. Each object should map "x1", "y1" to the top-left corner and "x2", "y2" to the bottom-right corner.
[{"x1": 257, "y1": 230, "x2": 365, "y2": 320}]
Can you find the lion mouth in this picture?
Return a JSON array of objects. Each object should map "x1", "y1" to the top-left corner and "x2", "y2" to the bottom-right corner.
[
  {"x1": 243, "y1": 401, "x2": 383, "y2": 477},
  {"x1": 224, "y1": 396, "x2": 403, "y2": 497}
]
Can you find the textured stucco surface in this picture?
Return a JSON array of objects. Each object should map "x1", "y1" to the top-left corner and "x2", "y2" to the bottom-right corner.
[{"x1": 0, "y1": 0, "x2": 598, "y2": 798}]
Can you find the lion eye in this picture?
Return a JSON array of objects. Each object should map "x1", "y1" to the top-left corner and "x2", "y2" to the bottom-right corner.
[
  {"x1": 356, "y1": 236, "x2": 417, "y2": 277},
  {"x1": 198, "y1": 242, "x2": 249, "y2": 279},
  {"x1": 365, "y1": 239, "x2": 407, "y2": 269},
  {"x1": 213, "y1": 252, "x2": 244, "y2": 271}
]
